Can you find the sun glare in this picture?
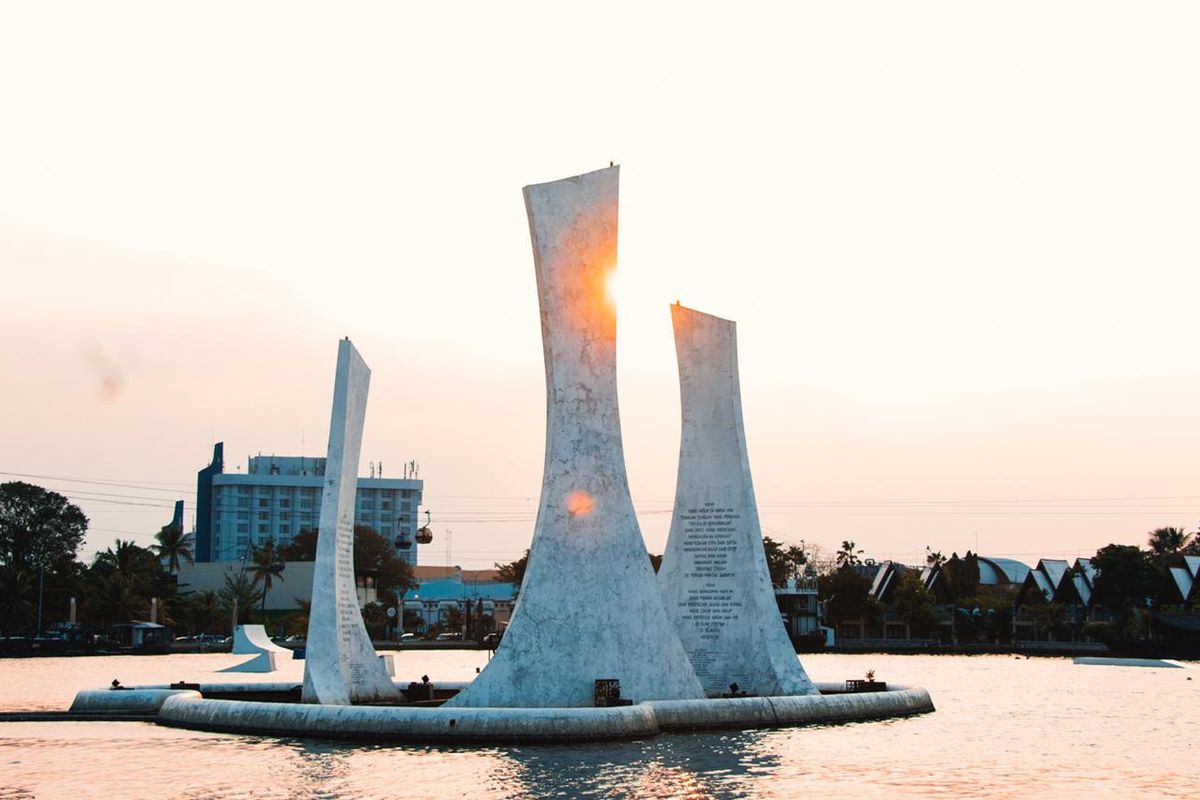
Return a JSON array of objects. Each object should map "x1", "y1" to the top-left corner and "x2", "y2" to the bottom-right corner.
[
  {"x1": 605, "y1": 267, "x2": 621, "y2": 307},
  {"x1": 565, "y1": 490, "x2": 595, "y2": 517}
]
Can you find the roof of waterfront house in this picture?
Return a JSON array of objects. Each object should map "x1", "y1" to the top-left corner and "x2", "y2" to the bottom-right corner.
[
  {"x1": 1040, "y1": 559, "x2": 1070, "y2": 590},
  {"x1": 977, "y1": 557, "x2": 1031, "y2": 585},
  {"x1": 1030, "y1": 570, "x2": 1056, "y2": 602},
  {"x1": 1169, "y1": 566, "x2": 1194, "y2": 604}
]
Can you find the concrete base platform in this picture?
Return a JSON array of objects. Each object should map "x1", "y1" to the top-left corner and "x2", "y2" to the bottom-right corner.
[{"x1": 66, "y1": 679, "x2": 934, "y2": 744}]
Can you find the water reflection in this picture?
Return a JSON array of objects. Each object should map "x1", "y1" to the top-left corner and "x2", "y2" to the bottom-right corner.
[
  {"x1": 1, "y1": 653, "x2": 1197, "y2": 799},
  {"x1": 490, "y1": 730, "x2": 779, "y2": 799}
]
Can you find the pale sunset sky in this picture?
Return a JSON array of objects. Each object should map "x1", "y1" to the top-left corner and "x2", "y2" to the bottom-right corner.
[{"x1": 2, "y1": 2, "x2": 1199, "y2": 569}]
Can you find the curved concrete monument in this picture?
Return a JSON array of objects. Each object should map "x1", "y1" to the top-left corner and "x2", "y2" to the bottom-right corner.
[
  {"x1": 658, "y1": 304, "x2": 818, "y2": 697},
  {"x1": 448, "y1": 166, "x2": 705, "y2": 708},
  {"x1": 301, "y1": 339, "x2": 399, "y2": 705}
]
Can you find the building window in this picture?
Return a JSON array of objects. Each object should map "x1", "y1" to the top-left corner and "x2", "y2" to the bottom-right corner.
[
  {"x1": 401, "y1": 501, "x2": 412, "y2": 512},
  {"x1": 238, "y1": 498, "x2": 250, "y2": 508},
  {"x1": 280, "y1": 512, "x2": 290, "y2": 522},
  {"x1": 258, "y1": 524, "x2": 269, "y2": 534},
  {"x1": 300, "y1": 498, "x2": 312, "y2": 509},
  {"x1": 237, "y1": 511, "x2": 248, "y2": 521},
  {"x1": 238, "y1": 486, "x2": 251, "y2": 495},
  {"x1": 258, "y1": 511, "x2": 269, "y2": 521},
  {"x1": 258, "y1": 498, "x2": 270, "y2": 508},
  {"x1": 279, "y1": 498, "x2": 290, "y2": 508},
  {"x1": 236, "y1": 523, "x2": 248, "y2": 533}
]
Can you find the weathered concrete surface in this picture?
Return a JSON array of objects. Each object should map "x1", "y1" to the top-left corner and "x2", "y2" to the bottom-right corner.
[
  {"x1": 232, "y1": 624, "x2": 291, "y2": 657},
  {"x1": 220, "y1": 652, "x2": 277, "y2": 673},
  {"x1": 69, "y1": 679, "x2": 933, "y2": 741},
  {"x1": 158, "y1": 694, "x2": 660, "y2": 743},
  {"x1": 69, "y1": 689, "x2": 201, "y2": 715},
  {"x1": 658, "y1": 304, "x2": 818, "y2": 697},
  {"x1": 301, "y1": 339, "x2": 399, "y2": 705},
  {"x1": 448, "y1": 167, "x2": 705, "y2": 708},
  {"x1": 648, "y1": 684, "x2": 934, "y2": 731}
]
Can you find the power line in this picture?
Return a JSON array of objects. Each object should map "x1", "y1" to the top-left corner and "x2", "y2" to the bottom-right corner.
[{"x1": 0, "y1": 470, "x2": 195, "y2": 492}]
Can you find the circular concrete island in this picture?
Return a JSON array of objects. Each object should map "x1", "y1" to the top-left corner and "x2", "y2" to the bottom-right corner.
[{"x1": 69, "y1": 680, "x2": 933, "y2": 744}]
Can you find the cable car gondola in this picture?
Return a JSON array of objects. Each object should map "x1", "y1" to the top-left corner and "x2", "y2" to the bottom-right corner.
[{"x1": 415, "y1": 511, "x2": 434, "y2": 545}]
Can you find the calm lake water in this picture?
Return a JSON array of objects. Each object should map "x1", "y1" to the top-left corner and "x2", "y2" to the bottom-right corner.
[{"x1": 1, "y1": 651, "x2": 1196, "y2": 799}]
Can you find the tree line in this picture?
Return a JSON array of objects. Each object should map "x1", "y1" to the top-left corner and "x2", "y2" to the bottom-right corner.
[{"x1": 0, "y1": 481, "x2": 417, "y2": 640}]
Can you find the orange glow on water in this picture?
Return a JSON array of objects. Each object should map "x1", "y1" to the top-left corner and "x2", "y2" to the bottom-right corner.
[{"x1": 565, "y1": 490, "x2": 595, "y2": 517}]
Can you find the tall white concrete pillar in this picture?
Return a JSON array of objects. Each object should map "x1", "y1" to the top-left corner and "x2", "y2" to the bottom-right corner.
[
  {"x1": 448, "y1": 167, "x2": 705, "y2": 708},
  {"x1": 302, "y1": 339, "x2": 399, "y2": 705},
  {"x1": 658, "y1": 304, "x2": 818, "y2": 697}
]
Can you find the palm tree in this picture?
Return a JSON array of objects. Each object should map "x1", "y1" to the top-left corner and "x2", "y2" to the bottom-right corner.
[
  {"x1": 153, "y1": 523, "x2": 194, "y2": 574},
  {"x1": 248, "y1": 539, "x2": 286, "y2": 612},
  {"x1": 1148, "y1": 527, "x2": 1192, "y2": 556},
  {"x1": 219, "y1": 571, "x2": 263, "y2": 629},
  {"x1": 836, "y1": 540, "x2": 863, "y2": 568},
  {"x1": 181, "y1": 590, "x2": 222, "y2": 635}
]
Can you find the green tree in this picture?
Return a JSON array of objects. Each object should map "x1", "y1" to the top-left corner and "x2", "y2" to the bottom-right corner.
[
  {"x1": 249, "y1": 538, "x2": 286, "y2": 612},
  {"x1": 153, "y1": 523, "x2": 193, "y2": 574},
  {"x1": 276, "y1": 526, "x2": 415, "y2": 596},
  {"x1": 1148, "y1": 526, "x2": 1192, "y2": 556},
  {"x1": 0, "y1": 566, "x2": 35, "y2": 634},
  {"x1": 82, "y1": 539, "x2": 163, "y2": 627},
  {"x1": 83, "y1": 570, "x2": 145, "y2": 628},
  {"x1": 361, "y1": 601, "x2": 389, "y2": 640},
  {"x1": 444, "y1": 604, "x2": 465, "y2": 635},
  {"x1": 943, "y1": 552, "x2": 980, "y2": 603},
  {"x1": 0, "y1": 482, "x2": 88, "y2": 573},
  {"x1": 835, "y1": 540, "x2": 862, "y2": 569},
  {"x1": 279, "y1": 528, "x2": 317, "y2": 561},
  {"x1": 496, "y1": 550, "x2": 530, "y2": 591},
  {"x1": 178, "y1": 590, "x2": 223, "y2": 635},
  {"x1": 819, "y1": 566, "x2": 876, "y2": 628},
  {"x1": 353, "y1": 526, "x2": 416, "y2": 595},
  {"x1": 402, "y1": 607, "x2": 423, "y2": 633},
  {"x1": 219, "y1": 570, "x2": 263, "y2": 629},
  {"x1": 892, "y1": 571, "x2": 938, "y2": 637},
  {"x1": 762, "y1": 537, "x2": 807, "y2": 586},
  {"x1": 1091, "y1": 543, "x2": 1154, "y2": 627}
]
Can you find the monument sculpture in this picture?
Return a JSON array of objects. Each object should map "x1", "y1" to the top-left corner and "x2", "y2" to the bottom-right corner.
[
  {"x1": 657, "y1": 304, "x2": 818, "y2": 697},
  {"x1": 448, "y1": 166, "x2": 706, "y2": 708},
  {"x1": 301, "y1": 338, "x2": 400, "y2": 704}
]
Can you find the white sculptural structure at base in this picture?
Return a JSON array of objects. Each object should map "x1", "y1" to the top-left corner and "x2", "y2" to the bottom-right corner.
[
  {"x1": 301, "y1": 339, "x2": 399, "y2": 705},
  {"x1": 448, "y1": 166, "x2": 706, "y2": 708},
  {"x1": 658, "y1": 304, "x2": 818, "y2": 697}
]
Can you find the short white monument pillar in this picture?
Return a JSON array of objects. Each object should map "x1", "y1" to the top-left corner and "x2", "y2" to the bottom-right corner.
[
  {"x1": 448, "y1": 166, "x2": 705, "y2": 708},
  {"x1": 301, "y1": 339, "x2": 400, "y2": 705},
  {"x1": 658, "y1": 304, "x2": 818, "y2": 697}
]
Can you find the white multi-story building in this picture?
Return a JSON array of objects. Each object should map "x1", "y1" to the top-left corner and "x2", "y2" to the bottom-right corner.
[{"x1": 198, "y1": 448, "x2": 424, "y2": 564}]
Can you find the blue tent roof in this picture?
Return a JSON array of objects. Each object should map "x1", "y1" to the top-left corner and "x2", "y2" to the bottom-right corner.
[{"x1": 403, "y1": 578, "x2": 516, "y2": 602}]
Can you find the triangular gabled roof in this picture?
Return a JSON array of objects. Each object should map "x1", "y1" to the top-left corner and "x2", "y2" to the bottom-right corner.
[
  {"x1": 1183, "y1": 556, "x2": 1200, "y2": 579},
  {"x1": 1071, "y1": 573, "x2": 1092, "y2": 607},
  {"x1": 1030, "y1": 571, "x2": 1055, "y2": 602},
  {"x1": 978, "y1": 557, "x2": 1031, "y2": 585},
  {"x1": 1040, "y1": 559, "x2": 1070, "y2": 591},
  {"x1": 1168, "y1": 566, "x2": 1194, "y2": 605}
]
